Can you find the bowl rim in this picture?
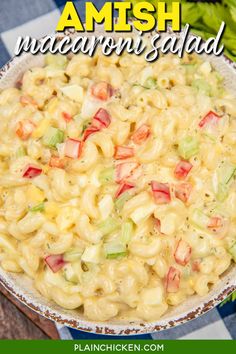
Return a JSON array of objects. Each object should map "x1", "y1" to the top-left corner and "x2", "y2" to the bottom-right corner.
[
  {"x1": 0, "y1": 25, "x2": 236, "y2": 336},
  {"x1": 0, "y1": 270, "x2": 235, "y2": 335}
]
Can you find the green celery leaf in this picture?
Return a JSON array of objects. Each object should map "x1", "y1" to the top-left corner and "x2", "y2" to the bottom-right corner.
[{"x1": 182, "y1": 3, "x2": 204, "y2": 26}]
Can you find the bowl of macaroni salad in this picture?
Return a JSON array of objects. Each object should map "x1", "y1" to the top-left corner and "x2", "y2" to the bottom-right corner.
[{"x1": 0, "y1": 27, "x2": 235, "y2": 335}]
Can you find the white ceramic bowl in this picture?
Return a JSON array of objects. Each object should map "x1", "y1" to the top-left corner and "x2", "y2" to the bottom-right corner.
[{"x1": 0, "y1": 25, "x2": 235, "y2": 335}]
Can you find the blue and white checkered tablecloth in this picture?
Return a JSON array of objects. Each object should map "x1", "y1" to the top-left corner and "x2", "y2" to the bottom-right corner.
[{"x1": 0, "y1": 0, "x2": 235, "y2": 340}]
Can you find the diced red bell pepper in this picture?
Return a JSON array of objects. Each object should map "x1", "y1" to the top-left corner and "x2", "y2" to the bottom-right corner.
[
  {"x1": 83, "y1": 109, "x2": 111, "y2": 141},
  {"x1": 207, "y1": 216, "x2": 228, "y2": 239},
  {"x1": 175, "y1": 183, "x2": 192, "y2": 203},
  {"x1": 45, "y1": 254, "x2": 65, "y2": 273},
  {"x1": 92, "y1": 108, "x2": 111, "y2": 129},
  {"x1": 174, "y1": 160, "x2": 193, "y2": 180},
  {"x1": 65, "y1": 138, "x2": 83, "y2": 159},
  {"x1": 192, "y1": 259, "x2": 201, "y2": 272},
  {"x1": 16, "y1": 119, "x2": 35, "y2": 140},
  {"x1": 151, "y1": 181, "x2": 171, "y2": 204},
  {"x1": 20, "y1": 95, "x2": 37, "y2": 107},
  {"x1": 115, "y1": 182, "x2": 134, "y2": 198},
  {"x1": 166, "y1": 266, "x2": 181, "y2": 293},
  {"x1": 83, "y1": 126, "x2": 100, "y2": 141},
  {"x1": 174, "y1": 239, "x2": 192, "y2": 266},
  {"x1": 49, "y1": 157, "x2": 66, "y2": 169},
  {"x1": 199, "y1": 111, "x2": 221, "y2": 128},
  {"x1": 131, "y1": 124, "x2": 150, "y2": 145},
  {"x1": 62, "y1": 112, "x2": 72, "y2": 122},
  {"x1": 115, "y1": 162, "x2": 139, "y2": 183},
  {"x1": 208, "y1": 216, "x2": 222, "y2": 230},
  {"x1": 23, "y1": 165, "x2": 42, "y2": 178},
  {"x1": 91, "y1": 82, "x2": 113, "y2": 101},
  {"x1": 114, "y1": 146, "x2": 134, "y2": 160}
]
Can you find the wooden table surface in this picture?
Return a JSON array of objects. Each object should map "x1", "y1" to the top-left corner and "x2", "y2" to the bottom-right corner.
[{"x1": 0, "y1": 283, "x2": 60, "y2": 339}]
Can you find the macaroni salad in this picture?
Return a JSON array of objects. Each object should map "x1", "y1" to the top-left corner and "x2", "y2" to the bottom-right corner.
[{"x1": 0, "y1": 52, "x2": 236, "y2": 322}]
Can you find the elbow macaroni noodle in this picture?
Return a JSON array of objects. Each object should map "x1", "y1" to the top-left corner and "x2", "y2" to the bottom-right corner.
[{"x1": 0, "y1": 51, "x2": 235, "y2": 322}]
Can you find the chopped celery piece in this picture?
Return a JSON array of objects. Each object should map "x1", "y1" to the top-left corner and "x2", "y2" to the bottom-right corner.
[
  {"x1": 182, "y1": 63, "x2": 196, "y2": 73},
  {"x1": 64, "y1": 248, "x2": 83, "y2": 262},
  {"x1": 63, "y1": 264, "x2": 79, "y2": 283},
  {"x1": 98, "y1": 195, "x2": 113, "y2": 220},
  {"x1": 189, "y1": 209, "x2": 210, "y2": 229},
  {"x1": 104, "y1": 242, "x2": 127, "y2": 259},
  {"x1": 81, "y1": 244, "x2": 102, "y2": 264},
  {"x1": 106, "y1": 251, "x2": 127, "y2": 259},
  {"x1": 42, "y1": 127, "x2": 64, "y2": 148},
  {"x1": 121, "y1": 220, "x2": 134, "y2": 245},
  {"x1": 217, "y1": 162, "x2": 236, "y2": 185},
  {"x1": 216, "y1": 183, "x2": 229, "y2": 202},
  {"x1": 98, "y1": 167, "x2": 114, "y2": 184},
  {"x1": 215, "y1": 162, "x2": 236, "y2": 201},
  {"x1": 15, "y1": 146, "x2": 26, "y2": 158},
  {"x1": 192, "y1": 79, "x2": 211, "y2": 96},
  {"x1": 229, "y1": 243, "x2": 236, "y2": 262},
  {"x1": 115, "y1": 192, "x2": 132, "y2": 211},
  {"x1": 29, "y1": 202, "x2": 45, "y2": 212},
  {"x1": 98, "y1": 217, "x2": 120, "y2": 236},
  {"x1": 45, "y1": 54, "x2": 68, "y2": 69},
  {"x1": 178, "y1": 136, "x2": 199, "y2": 160},
  {"x1": 143, "y1": 77, "x2": 157, "y2": 89}
]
